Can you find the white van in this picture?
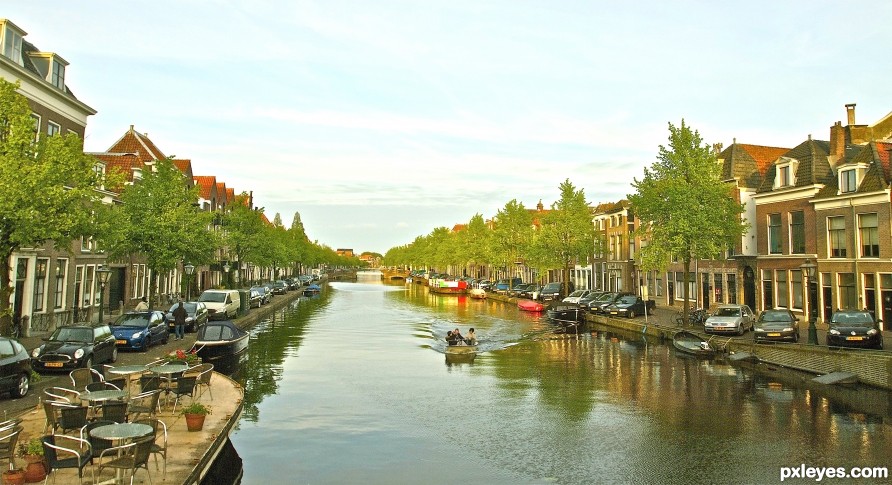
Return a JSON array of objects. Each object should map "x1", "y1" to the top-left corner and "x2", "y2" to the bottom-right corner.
[{"x1": 198, "y1": 289, "x2": 240, "y2": 320}]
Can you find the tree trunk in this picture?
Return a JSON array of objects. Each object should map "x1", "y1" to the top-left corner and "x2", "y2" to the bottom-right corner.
[
  {"x1": 0, "y1": 248, "x2": 12, "y2": 336},
  {"x1": 682, "y1": 256, "x2": 691, "y2": 323}
]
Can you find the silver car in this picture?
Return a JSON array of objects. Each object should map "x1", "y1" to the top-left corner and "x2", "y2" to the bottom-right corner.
[{"x1": 704, "y1": 304, "x2": 755, "y2": 335}]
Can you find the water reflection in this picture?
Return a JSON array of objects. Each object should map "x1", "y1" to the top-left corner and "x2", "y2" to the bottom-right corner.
[{"x1": 229, "y1": 275, "x2": 892, "y2": 484}]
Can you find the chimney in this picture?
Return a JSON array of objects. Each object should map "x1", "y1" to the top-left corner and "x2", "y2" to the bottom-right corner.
[
  {"x1": 829, "y1": 121, "x2": 845, "y2": 162},
  {"x1": 537, "y1": 199, "x2": 544, "y2": 211},
  {"x1": 845, "y1": 103, "x2": 856, "y2": 125}
]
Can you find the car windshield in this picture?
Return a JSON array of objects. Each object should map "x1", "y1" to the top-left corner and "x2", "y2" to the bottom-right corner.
[
  {"x1": 168, "y1": 302, "x2": 198, "y2": 313},
  {"x1": 251, "y1": 287, "x2": 265, "y2": 293},
  {"x1": 760, "y1": 311, "x2": 792, "y2": 323},
  {"x1": 618, "y1": 296, "x2": 637, "y2": 304},
  {"x1": 715, "y1": 307, "x2": 741, "y2": 317},
  {"x1": 544, "y1": 283, "x2": 561, "y2": 291},
  {"x1": 199, "y1": 292, "x2": 226, "y2": 303},
  {"x1": 596, "y1": 293, "x2": 616, "y2": 302},
  {"x1": 112, "y1": 314, "x2": 149, "y2": 327},
  {"x1": 831, "y1": 312, "x2": 874, "y2": 326},
  {"x1": 52, "y1": 327, "x2": 92, "y2": 342}
]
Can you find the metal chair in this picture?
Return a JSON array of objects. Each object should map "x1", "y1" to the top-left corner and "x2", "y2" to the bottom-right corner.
[
  {"x1": 80, "y1": 420, "x2": 115, "y2": 464},
  {"x1": 134, "y1": 418, "x2": 168, "y2": 479},
  {"x1": 44, "y1": 386, "x2": 81, "y2": 405},
  {"x1": 43, "y1": 400, "x2": 78, "y2": 434},
  {"x1": 96, "y1": 437, "x2": 154, "y2": 485},
  {"x1": 170, "y1": 376, "x2": 197, "y2": 414},
  {"x1": 69, "y1": 367, "x2": 103, "y2": 390},
  {"x1": 99, "y1": 401, "x2": 129, "y2": 424},
  {"x1": 86, "y1": 381, "x2": 121, "y2": 392},
  {"x1": 42, "y1": 434, "x2": 94, "y2": 485},
  {"x1": 190, "y1": 363, "x2": 214, "y2": 399},
  {"x1": 58, "y1": 405, "x2": 90, "y2": 435},
  {"x1": 0, "y1": 425, "x2": 23, "y2": 470},
  {"x1": 139, "y1": 374, "x2": 162, "y2": 393},
  {"x1": 129, "y1": 390, "x2": 162, "y2": 420}
]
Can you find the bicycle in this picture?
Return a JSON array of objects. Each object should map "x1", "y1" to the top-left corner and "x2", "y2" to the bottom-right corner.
[{"x1": 674, "y1": 308, "x2": 707, "y2": 326}]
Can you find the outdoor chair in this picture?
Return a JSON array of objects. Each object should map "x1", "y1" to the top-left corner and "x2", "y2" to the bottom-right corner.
[
  {"x1": 96, "y1": 437, "x2": 154, "y2": 485},
  {"x1": 99, "y1": 401, "x2": 129, "y2": 423},
  {"x1": 86, "y1": 381, "x2": 121, "y2": 392},
  {"x1": 43, "y1": 400, "x2": 79, "y2": 434},
  {"x1": 139, "y1": 374, "x2": 162, "y2": 393},
  {"x1": 58, "y1": 405, "x2": 90, "y2": 435},
  {"x1": 170, "y1": 376, "x2": 197, "y2": 414},
  {"x1": 42, "y1": 434, "x2": 94, "y2": 485},
  {"x1": 0, "y1": 418, "x2": 21, "y2": 436},
  {"x1": 0, "y1": 425, "x2": 23, "y2": 470},
  {"x1": 69, "y1": 367, "x2": 103, "y2": 390},
  {"x1": 44, "y1": 386, "x2": 80, "y2": 405},
  {"x1": 134, "y1": 417, "x2": 168, "y2": 479},
  {"x1": 129, "y1": 390, "x2": 162, "y2": 420},
  {"x1": 80, "y1": 420, "x2": 115, "y2": 464},
  {"x1": 191, "y1": 363, "x2": 214, "y2": 399}
]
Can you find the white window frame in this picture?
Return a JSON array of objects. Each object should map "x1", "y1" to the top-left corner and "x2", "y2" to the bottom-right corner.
[
  {"x1": 2, "y1": 24, "x2": 23, "y2": 65},
  {"x1": 51, "y1": 59, "x2": 65, "y2": 89},
  {"x1": 774, "y1": 158, "x2": 798, "y2": 189},
  {"x1": 46, "y1": 121, "x2": 61, "y2": 137}
]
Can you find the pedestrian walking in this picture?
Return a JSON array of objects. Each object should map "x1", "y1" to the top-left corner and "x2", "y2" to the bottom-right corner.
[{"x1": 173, "y1": 301, "x2": 187, "y2": 340}]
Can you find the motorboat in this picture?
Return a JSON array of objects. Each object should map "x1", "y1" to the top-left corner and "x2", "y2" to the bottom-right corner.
[
  {"x1": 445, "y1": 343, "x2": 478, "y2": 355},
  {"x1": 429, "y1": 279, "x2": 468, "y2": 295},
  {"x1": 517, "y1": 299, "x2": 545, "y2": 312},
  {"x1": 672, "y1": 331, "x2": 716, "y2": 357},
  {"x1": 191, "y1": 320, "x2": 249, "y2": 362},
  {"x1": 469, "y1": 288, "x2": 487, "y2": 299},
  {"x1": 303, "y1": 284, "x2": 321, "y2": 297},
  {"x1": 546, "y1": 303, "x2": 585, "y2": 324}
]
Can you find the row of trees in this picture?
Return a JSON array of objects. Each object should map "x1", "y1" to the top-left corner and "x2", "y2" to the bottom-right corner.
[
  {"x1": 0, "y1": 79, "x2": 362, "y2": 335},
  {"x1": 384, "y1": 121, "x2": 748, "y2": 321}
]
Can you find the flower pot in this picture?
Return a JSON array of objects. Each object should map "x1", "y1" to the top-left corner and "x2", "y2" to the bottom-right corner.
[
  {"x1": 2, "y1": 469, "x2": 25, "y2": 485},
  {"x1": 23, "y1": 460, "x2": 46, "y2": 484},
  {"x1": 185, "y1": 412, "x2": 206, "y2": 431}
]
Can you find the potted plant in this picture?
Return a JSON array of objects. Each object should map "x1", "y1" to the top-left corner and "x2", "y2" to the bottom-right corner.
[
  {"x1": 1, "y1": 468, "x2": 25, "y2": 485},
  {"x1": 17, "y1": 438, "x2": 46, "y2": 483},
  {"x1": 181, "y1": 402, "x2": 211, "y2": 431}
]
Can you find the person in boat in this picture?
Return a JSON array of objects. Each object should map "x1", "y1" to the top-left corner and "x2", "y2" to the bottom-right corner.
[
  {"x1": 452, "y1": 328, "x2": 464, "y2": 344},
  {"x1": 464, "y1": 328, "x2": 477, "y2": 345},
  {"x1": 445, "y1": 330, "x2": 459, "y2": 346}
]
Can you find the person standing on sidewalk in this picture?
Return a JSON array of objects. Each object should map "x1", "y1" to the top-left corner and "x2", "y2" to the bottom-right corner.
[{"x1": 173, "y1": 301, "x2": 187, "y2": 340}]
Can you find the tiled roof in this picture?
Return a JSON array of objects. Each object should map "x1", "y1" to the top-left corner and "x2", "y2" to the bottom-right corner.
[
  {"x1": 216, "y1": 183, "x2": 228, "y2": 205},
  {"x1": 226, "y1": 188, "x2": 235, "y2": 201},
  {"x1": 452, "y1": 224, "x2": 467, "y2": 232},
  {"x1": 90, "y1": 152, "x2": 142, "y2": 191},
  {"x1": 757, "y1": 138, "x2": 832, "y2": 193},
  {"x1": 814, "y1": 141, "x2": 892, "y2": 199},
  {"x1": 106, "y1": 127, "x2": 166, "y2": 162},
  {"x1": 19, "y1": 39, "x2": 81, "y2": 101},
  {"x1": 172, "y1": 159, "x2": 193, "y2": 183},
  {"x1": 720, "y1": 143, "x2": 790, "y2": 188},
  {"x1": 193, "y1": 176, "x2": 217, "y2": 200}
]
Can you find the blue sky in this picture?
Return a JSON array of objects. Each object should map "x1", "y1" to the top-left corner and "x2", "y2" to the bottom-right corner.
[{"x1": 7, "y1": 1, "x2": 892, "y2": 254}]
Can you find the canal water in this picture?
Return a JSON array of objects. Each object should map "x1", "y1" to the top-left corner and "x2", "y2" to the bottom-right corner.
[{"x1": 226, "y1": 272, "x2": 892, "y2": 484}]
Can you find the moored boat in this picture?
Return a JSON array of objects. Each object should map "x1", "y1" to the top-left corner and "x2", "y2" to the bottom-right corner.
[
  {"x1": 672, "y1": 330, "x2": 716, "y2": 357},
  {"x1": 469, "y1": 288, "x2": 487, "y2": 299},
  {"x1": 546, "y1": 303, "x2": 585, "y2": 324},
  {"x1": 517, "y1": 299, "x2": 545, "y2": 312},
  {"x1": 303, "y1": 284, "x2": 321, "y2": 296},
  {"x1": 192, "y1": 320, "x2": 249, "y2": 362},
  {"x1": 429, "y1": 279, "x2": 468, "y2": 295}
]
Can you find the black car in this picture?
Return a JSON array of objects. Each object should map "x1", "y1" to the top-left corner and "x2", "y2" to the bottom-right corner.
[
  {"x1": 164, "y1": 301, "x2": 209, "y2": 333},
  {"x1": 31, "y1": 323, "x2": 117, "y2": 371},
  {"x1": 270, "y1": 280, "x2": 288, "y2": 295},
  {"x1": 587, "y1": 292, "x2": 632, "y2": 314},
  {"x1": 520, "y1": 284, "x2": 541, "y2": 300},
  {"x1": 577, "y1": 291, "x2": 604, "y2": 308},
  {"x1": 538, "y1": 282, "x2": 565, "y2": 302},
  {"x1": 753, "y1": 309, "x2": 799, "y2": 343},
  {"x1": 507, "y1": 283, "x2": 532, "y2": 298},
  {"x1": 250, "y1": 286, "x2": 272, "y2": 305},
  {"x1": 827, "y1": 310, "x2": 884, "y2": 350},
  {"x1": 248, "y1": 289, "x2": 263, "y2": 308},
  {"x1": 604, "y1": 295, "x2": 655, "y2": 318},
  {"x1": 110, "y1": 311, "x2": 169, "y2": 351},
  {"x1": 0, "y1": 336, "x2": 31, "y2": 398}
]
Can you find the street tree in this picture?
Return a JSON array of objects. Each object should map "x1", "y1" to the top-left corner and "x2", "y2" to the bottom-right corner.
[
  {"x1": 530, "y1": 180, "x2": 594, "y2": 296},
  {"x1": 491, "y1": 199, "x2": 534, "y2": 285},
  {"x1": 222, "y1": 193, "x2": 266, "y2": 281},
  {"x1": 106, "y1": 157, "x2": 216, "y2": 308},
  {"x1": 0, "y1": 80, "x2": 104, "y2": 335},
  {"x1": 628, "y1": 120, "x2": 746, "y2": 320}
]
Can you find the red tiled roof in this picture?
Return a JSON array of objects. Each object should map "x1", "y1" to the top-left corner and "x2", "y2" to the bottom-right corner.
[
  {"x1": 452, "y1": 224, "x2": 467, "y2": 232},
  {"x1": 216, "y1": 183, "x2": 227, "y2": 204},
  {"x1": 226, "y1": 188, "x2": 235, "y2": 200},
  {"x1": 106, "y1": 127, "x2": 166, "y2": 162},
  {"x1": 738, "y1": 144, "x2": 789, "y2": 176},
  {"x1": 877, "y1": 141, "x2": 892, "y2": 182},
  {"x1": 193, "y1": 176, "x2": 217, "y2": 199}
]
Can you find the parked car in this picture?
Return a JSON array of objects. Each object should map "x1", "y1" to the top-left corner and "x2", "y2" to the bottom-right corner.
[
  {"x1": 199, "y1": 289, "x2": 241, "y2": 320},
  {"x1": 164, "y1": 301, "x2": 209, "y2": 333},
  {"x1": 494, "y1": 278, "x2": 523, "y2": 294},
  {"x1": 248, "y1": 289, "x2": 263, "y2": 308},
  {"x1": 577, "y1": 291, "x2": 604, "y2": 308},
  {"x1": 31, "y1": 323, "x2": 117, "y2": 371},
  {"x1": 250, "y1": 286, "x2": 272, "y2": 305},
  {"x1": 604, "y1": 295, "x2": 655, "y2": 318},
  {"x1": 563, "y1": 289, "x2": 594, "y2": 304},
  {"x1": 538, "y1": 282, "x2": 566, "y2": 302},
  {"x1": 753, "y1": 309, "x2": 799, "y2": 343},
  {"x1": 520, "y1": 284, "x2": 541, "y2": 300},
  {"x1": 270, "y1": 280, "x2": 288, "y2": 295},
  {"x1": 507, "y1": 283, "x2": 532, "y2": 298},
  {"x1": 110, "y1": 311, "x2": 169, "y2": 351},
  {"x1": 827, "y1": 309, "x2": 884, "y2": 349},
  {"x1": 587, "y1": 292, "x2": 630, "y2": 313},
  {"x1": 704, "y1": 304, "x2": 755, "y2": 335},
  {"x1": 477, "y1": 280, "x2": 493, "y2": 291},
  {"x1": 0, "y1": 336, "x2": 31, "y2": 398}
]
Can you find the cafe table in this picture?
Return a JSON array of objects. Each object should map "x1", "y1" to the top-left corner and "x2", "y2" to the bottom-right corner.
[
  {"x1": 90, "y1": 422, "x2": 153, "y2": 484},
  {"x1": 147, "y1": 363, "x2": 190, "y2": 408},
  {"x1": 106, "y1": 365, "x2": 150, "y2": 393},
  {"x1": 79, "y1": 389, "x2": 128, "y2": 419}
]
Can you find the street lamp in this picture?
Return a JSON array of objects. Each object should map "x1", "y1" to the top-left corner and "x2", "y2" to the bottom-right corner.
[
  {"x1": 222, "y1": 261, "x2": 231, "y2": 288},
  {"x1": 96, "y1": 265, "x2": 112, "y2": 324},
  {"x1": 800, "y1": 258, "x2": 818, "y2": 344},
  {"x1": 184, "y1": 263, "x2": 195, "y2": 301}
]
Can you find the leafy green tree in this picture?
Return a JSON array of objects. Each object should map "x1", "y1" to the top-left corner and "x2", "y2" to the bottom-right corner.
[
  {"x1": 105, "y1": 158, "x2": 216, "y2": 308},
  {"x1": 459, "y1": 213, "x2": 493, "y2": 278},
  {"x1": 222, "y1": 193, "x2": 266, "y2": 280},
  {"x1": 0, "y1": 80, "x2": 105, "y2": 335},
  {"x1": 628, "y1": 120, "x2": 746, "y2": 319},
  {"x1": 530, "y1": 180, "x2": 594, "y2": 295},
  {"x1": 491, "y1": 200, "x2": 534, "y2": 284}
]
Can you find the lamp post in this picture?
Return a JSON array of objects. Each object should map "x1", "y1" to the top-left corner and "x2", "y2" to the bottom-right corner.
[
  {"x1": 800, "y1": 258, "x2": 818, "y2": 345},
  {"x1": 184, "y1": 263, "x2": 195, "y2": 301},
  {"x1": 222, "y1": 261, "x2": 231, "y2": 288},
  {"x1": 96, "y1": 265, "x2": 112, "y2": 324}
]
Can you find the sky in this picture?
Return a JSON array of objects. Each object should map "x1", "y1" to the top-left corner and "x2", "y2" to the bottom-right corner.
[{"x1": 6, "y1": 1, "x2": 892, "y2": 254}]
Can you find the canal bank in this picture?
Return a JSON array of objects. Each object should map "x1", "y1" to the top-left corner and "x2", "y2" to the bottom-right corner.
[
  {"x1": 5, "y1": 286, "x2": 305, "y2": 484},
  {"x1": 484, "y1": 292, "x2": 892, "y2": 391}
]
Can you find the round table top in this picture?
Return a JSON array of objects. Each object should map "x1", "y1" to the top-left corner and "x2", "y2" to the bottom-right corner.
[
  {"x1": 149, "y1": 364, "x2": 189, "y2": 375},
  {"x1": 80, "y1": 389, "x2": 128, "y2": 402},
  {"x1": 106, "y1": 365, "x2": 148, "y2": 375},
  {"x1": 90, "y1": 422, "x2": 152, "y2": 441}
]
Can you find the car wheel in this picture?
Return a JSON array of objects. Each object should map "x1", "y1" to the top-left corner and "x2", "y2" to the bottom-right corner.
[
  {"x1": 83, "y1": 356, "x2": 93, "y2": 369},
  {"x1": 163, "y1": 332, "x2": 170, "y2": 345},
  {"x1": 628, "y1": 310, "x2": 636, "y2": 318},
  {"x1": 10, "y1": 373, "x2": 29, "y2": 398},
  {"x1": 110, "y1": 347, "x2": 118, "y2": 363},
  {"x1": 737, "y1": 325, "x2": 744, "y2": 336}
]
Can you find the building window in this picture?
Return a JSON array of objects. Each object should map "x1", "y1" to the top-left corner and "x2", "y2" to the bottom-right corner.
[
  {"x1": 46, "y1": 121, "x2": 61, "y2": 137},
  {"x1": 714, "y1": 274, "x2": 724, "y2": 304},
  {"x1": 762, "y1": 269, "x2": 773, "y2": 309},
  {"x1": 778, "y1": 165, "x2": 792, "y2": 187},
  {"x1": 839, "y1": 273, "x2": 856, "y2": 309},
  {"x1": 768, "y1": 213, "x2": 782, "y2": 254},
  {"x1": 51, "y1": 60, "x2": 65, "y2": 89},
  {"x1": 30, "y1": 114, "x2": 40, "y2": 143},
  {"x1": 790, "y1": 211, "x2": 805, "y2": 254},
  {"x1": 776, "y1": 270, "x2": 788, "y2": 308},
  {"x1": 727, "y1": 274, "x2": 737, "y2": 304},
  {"x1": 859, "y1": 213, "x2": 879, "y2": 257},
  {"x1": 3, "y1": 25, "x2": 23, "y2": 64},
  {"x1": 791, "y1": 270, "x2": 803, "y2": 310},
  {"x1": 34, "y1": 259, "x2": 48, "y2": 312},
  {"x1": 54, "y1": 259, "x2": 67, "y2": 309},
  {"x1": 840, "y1": 169, "x2": 857, "y2": 193},
  {"x1": 829, "y1": 216, "x2": 846, "y2": 258}
]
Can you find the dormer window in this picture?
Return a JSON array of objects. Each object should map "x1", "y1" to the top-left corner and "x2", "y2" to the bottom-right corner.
[
  {"x1": 51, "y1": 58, "x2": 65, "y2": 89},
  {"x1": 2, "y1": 21, "x2": 24, "y2": 66},
  {"x1": 840, "y1": 168, "x2": 857, "y2": 193},
  {"x1": 774, "y1": 157, "x2": 797, "y2": 189}
]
